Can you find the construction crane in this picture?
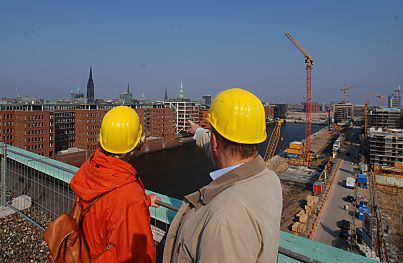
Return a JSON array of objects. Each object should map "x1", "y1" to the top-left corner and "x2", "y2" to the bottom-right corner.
[
  {"x1": 375, "y1": 95, "x2": 384, "y2": 106},
  {"x1": 264, "y1": 119, "x2": 284, "y2": 161},
  {"x1": 341, "y1": 84, "x2": 356, "y2": 104},
  {"x1": 368, "y1": 93, "x2": 385, "y2": 107},
  {"x1": 285, "y1": 32, "x2": 314, "y2": 165}
]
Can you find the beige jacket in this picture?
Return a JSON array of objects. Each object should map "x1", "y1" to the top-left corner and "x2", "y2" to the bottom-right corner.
[{"x1": 163, "y1": 129, "x2": 282, "y2": 263}]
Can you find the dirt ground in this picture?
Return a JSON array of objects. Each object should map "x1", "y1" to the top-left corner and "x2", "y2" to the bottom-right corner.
[
  {"x1": 376, "y1": 185, "x2": 403, "y2": 262},
  {"x1": 280, "y1": 180, "x2": 312, "y2": 233}
]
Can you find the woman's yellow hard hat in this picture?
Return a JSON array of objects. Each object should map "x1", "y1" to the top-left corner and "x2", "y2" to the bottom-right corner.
[{"x1": 100, "y1": 106, "x2": 142, "y2": 154}]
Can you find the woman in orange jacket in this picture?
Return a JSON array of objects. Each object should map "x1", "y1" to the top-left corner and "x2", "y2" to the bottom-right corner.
[{"x1": 70, "y1": 106, "x2": 159, "y2": 262}]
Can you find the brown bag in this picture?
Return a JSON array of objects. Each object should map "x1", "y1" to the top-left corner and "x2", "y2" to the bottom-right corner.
[{"x1": 43, "y1": 195, "x2": 105, "y2": 263}]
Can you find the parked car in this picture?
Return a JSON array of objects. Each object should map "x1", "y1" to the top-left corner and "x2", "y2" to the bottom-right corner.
[
  {"x1": 338, "y1": 219, "x2": 351, "y2": 230},
  {"x1": 345, "y1": 195, "x2": 355, "y2": 203},
  {"x1": 339, "y1": 229, "x2": 349, "y2": 240}
]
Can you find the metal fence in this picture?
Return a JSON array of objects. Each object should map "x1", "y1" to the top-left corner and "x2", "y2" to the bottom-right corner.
[
  {"x1": 0, "y1": 143, "x2": 178, "y2": 233},
  {"x1": 1, "y1": 143, "x2": 368, "y2": 263}
]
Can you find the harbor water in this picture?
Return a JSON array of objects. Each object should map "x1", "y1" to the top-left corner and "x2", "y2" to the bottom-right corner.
[{"x1": 132, "y1": 123, "x2": 324, "y2": 199}]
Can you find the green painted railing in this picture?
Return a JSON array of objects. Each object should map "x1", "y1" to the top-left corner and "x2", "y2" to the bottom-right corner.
[{"x1": 1, "y1": 143, "x2": 378, "y2": 263}]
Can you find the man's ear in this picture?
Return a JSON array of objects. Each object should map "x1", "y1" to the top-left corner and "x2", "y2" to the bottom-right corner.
[{"x1": 211, "y1": 132, "x2": 219, "y2": 153}]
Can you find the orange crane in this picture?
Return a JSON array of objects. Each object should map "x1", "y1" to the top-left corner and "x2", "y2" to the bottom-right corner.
[
  {"x1": 264, "y1": 119, "x2": 284, "y2": 161},
  {"x1": 341, "y1": 84, "x2": 356, "y2": 103},
  {"x1": 285, "y1": 32, "x2": 314, "y2": 165}
]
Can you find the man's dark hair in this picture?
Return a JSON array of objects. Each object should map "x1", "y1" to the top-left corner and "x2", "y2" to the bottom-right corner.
[{"x1": 211, "y1": 128, "x2": 258, "y2": 159}]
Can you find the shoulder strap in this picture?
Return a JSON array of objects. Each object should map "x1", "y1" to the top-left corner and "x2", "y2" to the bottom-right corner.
[
  {"x1": 72, "y1": 192, "x2": 108, "y2": 225},
  {"x1": 81, "y1": 192, "x2": 107, "y2": 216}
]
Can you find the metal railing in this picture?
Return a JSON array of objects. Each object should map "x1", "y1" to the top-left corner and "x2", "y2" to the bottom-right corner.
[
  {"x1": 0, "y1": 143, "x2": 177, "y2": 232},
  {"x1": 0, "y1": 143, "x2": 379, "y2": 263}
]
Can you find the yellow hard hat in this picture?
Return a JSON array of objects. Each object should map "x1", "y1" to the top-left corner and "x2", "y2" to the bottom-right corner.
[
  {"x1": 207, "y1": 88, "x2": 266, "y2": 144},
  {"x1": 99, "y1": 106, "x2": 143, "y2": 154}
]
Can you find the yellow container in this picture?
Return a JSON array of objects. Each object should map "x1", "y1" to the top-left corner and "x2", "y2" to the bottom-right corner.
[{"x1": 289, "y1": 142, "x2": 303, "y2": 150}]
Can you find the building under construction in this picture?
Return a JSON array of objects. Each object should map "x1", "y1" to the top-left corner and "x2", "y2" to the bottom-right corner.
[
  {"x1": 369, "y1": 128, "x2": 403, "y2": 176},
  {"x1": 333, "y1": 102, "x2": 354, "y2": 124},
  {"x1": 368, "y1": 107, "x2": 401, "y2": 129}
]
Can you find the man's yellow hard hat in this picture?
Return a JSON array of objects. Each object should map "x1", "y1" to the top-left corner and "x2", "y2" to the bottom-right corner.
[
  {"x1": 207, "y1": 88, "x2": 266, "y2": 144},
  {"x1": 100, "y1": 106, "x2": 143, "y2": 154}
]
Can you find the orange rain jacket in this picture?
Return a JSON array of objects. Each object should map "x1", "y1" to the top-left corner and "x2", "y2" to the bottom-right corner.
[{"x1": 70, "y1": 148, "x2": 156, "y2": 263}]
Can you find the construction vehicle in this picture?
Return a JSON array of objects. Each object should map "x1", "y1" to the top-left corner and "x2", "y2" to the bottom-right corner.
[
  {"x1": 285, "y1": 32, "x2": 314, "y2": 166},
  {"x1": 264, "y1": 118, "x2": 284, "y2": 161}
]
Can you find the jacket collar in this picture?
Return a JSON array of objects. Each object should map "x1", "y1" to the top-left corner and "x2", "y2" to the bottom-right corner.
[{"x1": 185, "y1": 155, "x2": 266, "y2": 209}]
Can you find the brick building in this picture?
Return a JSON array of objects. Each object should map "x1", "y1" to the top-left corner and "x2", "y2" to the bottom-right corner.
[
  {"x1": 264, "y1": 105, "x2": 275, "y2": 120},
  {"x1": 74, "y1": 109, "x2": 107, "y2": 156},
  {"x1": 0, "y1": 108, "x2": 53, "y2": 157},
  {"x1": 199, "y1": 108, "x2": 209, "y2": 128},
  {"x1": 1, "y1": 103, "x2": 177, "y2": 163}
]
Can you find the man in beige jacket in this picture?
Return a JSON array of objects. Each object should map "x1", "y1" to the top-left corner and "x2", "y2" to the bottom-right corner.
[{"x1": 163, "y1": 88, "x2": 282, "y2": 263}]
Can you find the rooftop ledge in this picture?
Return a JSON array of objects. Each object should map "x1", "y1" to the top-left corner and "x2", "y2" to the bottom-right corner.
[{"x1": 1, "y1": 143, "x2": 378, "y2": 263}]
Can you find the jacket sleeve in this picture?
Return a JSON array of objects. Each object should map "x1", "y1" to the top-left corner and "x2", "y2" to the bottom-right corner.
[
  {"x1": 194, "y1": 128, "x2": 213, "y2": 162},
  {"x1": 195, "y1": 222, "x2": 258, "y2": 263},
  {"x1": 102, "y1": 199, "x2": 156, "y2": 263}
]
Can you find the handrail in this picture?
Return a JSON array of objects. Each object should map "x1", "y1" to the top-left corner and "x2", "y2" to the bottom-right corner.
[{"x1": 155, "y1": 200, "x2": 179, "y2": 212}]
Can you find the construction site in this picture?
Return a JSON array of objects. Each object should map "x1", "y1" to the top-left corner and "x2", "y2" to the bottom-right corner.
[
  {"x1": 262, "y1": 33, "x2": 341, "y2": 238},
  {"x1": 265, "y1": 126, "x2": 339, "y2": 235}
]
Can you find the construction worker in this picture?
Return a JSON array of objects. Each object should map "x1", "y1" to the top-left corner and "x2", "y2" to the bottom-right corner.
[
  {"x1": 70, "y1": 106, "x2": 159, "y2": 263},
  {"x1": 163, "y1": 88, "x2": 283, "y2": 263}
]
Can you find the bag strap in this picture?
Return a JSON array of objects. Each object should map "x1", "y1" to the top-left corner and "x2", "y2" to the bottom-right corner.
[{"x1": 73, "y1": 192, "x2": 109, "y2": 225}]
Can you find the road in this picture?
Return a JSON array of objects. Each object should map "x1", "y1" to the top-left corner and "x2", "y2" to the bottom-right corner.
[{"x1": 313, "y1": 128, "x2": 360, "y2": 250}]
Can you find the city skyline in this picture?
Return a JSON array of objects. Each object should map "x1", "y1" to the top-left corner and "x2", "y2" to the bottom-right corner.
[{"x1": 1, "y1": 1, "x2": 402, "y2": 104}]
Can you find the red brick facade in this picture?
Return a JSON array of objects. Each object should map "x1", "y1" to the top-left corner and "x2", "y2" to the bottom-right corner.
[
  {"x1": 199, "y1": 108, "x2": 209, "y2": 128},
  {"x1": 1, "y1": 105, "x2": 177, "y2": 163},
  {"x1": 74, "y1": 109, "x2": 107, "y2": 157},
  {"x1": 0, "y1": 110, "x2": 54, "y2": 157}
]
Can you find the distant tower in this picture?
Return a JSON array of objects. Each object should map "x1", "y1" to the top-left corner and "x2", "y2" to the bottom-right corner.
[
  {"x1": 178, "y1": 80, "x2": 185, "y2": 99},
  {"x1": 164, "y1": 87, "x2": 168, "y2": 101},
  {"x1": 86, "y1": 66, "x2": 95, "y2": 103},
  {"x1": 120, "y1": 83, "x2": 133, "y2": 104}
]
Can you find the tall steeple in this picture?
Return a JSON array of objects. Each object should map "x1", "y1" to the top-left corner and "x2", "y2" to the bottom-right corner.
[
  {"x1": 164, "y1": 87, "x2": 168, "y2": 101},
  {"x1": 178, "y1": 80, "x2": 185, "y2": 99},
  {"x1": 127, "y1": 83, "x2": 130, "y2": 93},
  {"x1": 86, "y1": 66, "x2": 95, "y2": 103}
]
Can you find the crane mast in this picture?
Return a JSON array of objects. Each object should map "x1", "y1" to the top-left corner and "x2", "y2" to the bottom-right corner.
[
  {"x1": 264, "y1": 119, "x2": 284, "y2": 161},
  {"x1": 341, "y1": 84, "x2": 356, "y2": 104},
  {"x1": 285, "y1": 32, "x2": 314, "y2": 165}
]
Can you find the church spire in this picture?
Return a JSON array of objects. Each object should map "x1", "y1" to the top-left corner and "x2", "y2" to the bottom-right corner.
[
  {"x1": 178, "y1": 80, "x2": 185, "y2": 99},
  {"x1": 86, "y1": 65, "x2": 95, "y2": 103},
  {"x1": 164, "y1": 87, "x2": 168, "y2": 101}
]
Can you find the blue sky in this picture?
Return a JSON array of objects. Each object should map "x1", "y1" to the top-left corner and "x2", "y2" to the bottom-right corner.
[{"x1": 0, "y1": 1, "x2": 402, "y2": 104}]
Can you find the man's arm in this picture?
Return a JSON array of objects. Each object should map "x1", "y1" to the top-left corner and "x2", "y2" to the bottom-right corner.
[{"x1": 187, "y1": 121, "x2": 212, "y2": 160}]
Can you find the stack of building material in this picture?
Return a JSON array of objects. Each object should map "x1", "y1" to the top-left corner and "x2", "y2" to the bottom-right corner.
[
  {"x1": 291, "y1": 195, "x2": 319, "y2": 234},
  {"x1": 287, "y1": 141, "x2": 303, "y2": 158},
  {"x1": 304, "y1": 195, "x2": 318, "y2": 215},
  {"x1": 291, "y1": 222, "x2": 306, "y2": 233}
]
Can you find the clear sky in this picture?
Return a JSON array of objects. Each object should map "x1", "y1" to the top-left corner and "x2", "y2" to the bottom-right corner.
[{"x1": 1, "y1": 1, "x2": 402, "y2": 104}]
